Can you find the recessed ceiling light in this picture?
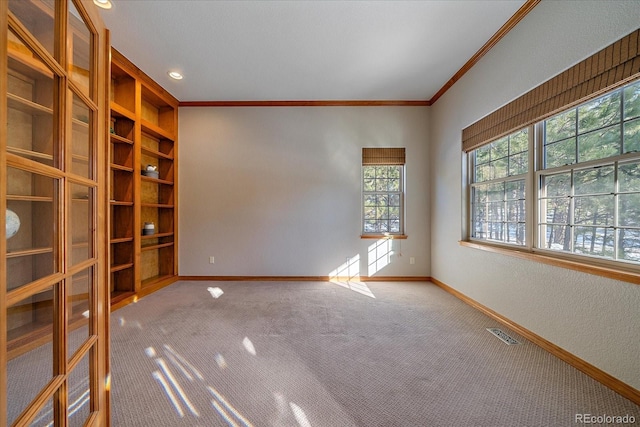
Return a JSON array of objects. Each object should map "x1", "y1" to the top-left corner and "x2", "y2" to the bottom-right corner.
[
  {"x1": 168, "y1": 71, "x2": 183, "y2": 80},
  {"x1": 93, "y1": 0, "x2": 112, "y2": 9}
]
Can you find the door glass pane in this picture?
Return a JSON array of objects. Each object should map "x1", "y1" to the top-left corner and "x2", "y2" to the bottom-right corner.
[
  {"x1": 68, "y1": 0, "x2": 92, "y2": 98},
  {"x1": 69, "y1": 183, "x2": 93, "y2": 266},
  {"x1": 6, "y1": 167, "x2": 58, "y2": 291},
  {"x1": 8, "y1": 0, "x2": 56, "y2": 57},
  {"x1": 68, "y1": 352, "x2": 92, "y2": 426},
  {"x1": 31, "y1": 396, "x2": 55, "y2": 427},
  {"x1": 7, "y1": 29, "x2": 57, "y2": 167},
  {"x1": 71, "y1": 91, "x2": 92, "y2": 179},
  {"x1": 68, "y1": 267, "x2": 93, "y2": 358},
  {"x1": 6, "y1": 285, "x2": 56, "y2": 426}
]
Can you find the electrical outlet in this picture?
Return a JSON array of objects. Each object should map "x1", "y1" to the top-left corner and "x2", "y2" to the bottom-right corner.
[
  {"x1": 409, "y1": 257, "x2": 415, "y2": 265},
  {"x1": 209, "y1": 256, "x2": 215, "y2": 264}
]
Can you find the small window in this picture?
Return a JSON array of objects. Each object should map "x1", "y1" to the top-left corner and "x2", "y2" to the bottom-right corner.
[{"x1": 362, "y1": 148, "x2": 405, "y2": 236}]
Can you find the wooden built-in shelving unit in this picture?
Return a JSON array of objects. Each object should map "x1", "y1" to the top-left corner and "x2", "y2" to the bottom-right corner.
[{"x1": 109, "y1": 49, "x2": 179, "y2": 309}]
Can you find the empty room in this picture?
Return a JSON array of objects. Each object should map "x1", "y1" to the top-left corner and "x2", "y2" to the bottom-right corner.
[{"x1": 1, "y1": 0, "x2": 640, "y2": 426}]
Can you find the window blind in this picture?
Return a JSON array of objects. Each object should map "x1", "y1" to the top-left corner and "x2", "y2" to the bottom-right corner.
[
  {"x1": 362, "y1": 147, "x2": 406, "y2": 165},
  {"x1": 462, "y1": 29, "x2": 640, "y2": 153}
]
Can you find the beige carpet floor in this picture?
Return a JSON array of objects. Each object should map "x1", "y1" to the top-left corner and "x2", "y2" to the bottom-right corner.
[{"x1": 108, "y1": 280, "x2": 639, "y2": 426}]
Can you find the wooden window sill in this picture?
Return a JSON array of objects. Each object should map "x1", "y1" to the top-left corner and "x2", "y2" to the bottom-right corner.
[
  {"x1": 361, "y1": 234, "x2": 408, "y2": 240},
  {"x1": 459, "y1": 240, "x2": 640, "y2": 286}
]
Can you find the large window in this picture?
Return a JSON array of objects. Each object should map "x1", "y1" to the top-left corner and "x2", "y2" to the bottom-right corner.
[
  {"x1": 467, "y1": 79, "x2": 640, "y2": 268},
  {"x1": 362, "y1": 148, "x2": 405, "y2": 236}
]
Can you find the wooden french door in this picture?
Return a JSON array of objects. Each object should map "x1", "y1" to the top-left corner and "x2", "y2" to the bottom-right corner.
[{"x1": 1, "y1": 0, "x2": 109, "y2": 425}]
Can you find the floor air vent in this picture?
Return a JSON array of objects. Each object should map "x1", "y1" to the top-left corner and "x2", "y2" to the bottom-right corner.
[{"x1": 487, "y1": 328, "x2": 520, "y2": 345}]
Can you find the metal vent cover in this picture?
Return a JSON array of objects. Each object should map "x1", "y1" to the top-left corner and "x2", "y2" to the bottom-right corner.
[{"x1": 487, "y1": 328, "x2": 520, "y2": 345}]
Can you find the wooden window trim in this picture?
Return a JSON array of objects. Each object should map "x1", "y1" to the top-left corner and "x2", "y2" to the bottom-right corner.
[{"x1": 361, "y1": 234, "x2": 408, "y2": 240}]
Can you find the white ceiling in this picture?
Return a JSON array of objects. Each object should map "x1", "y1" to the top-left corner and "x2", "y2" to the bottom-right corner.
[{"x1": 99, "y1": 0, "x2": 526, "y2": 102}]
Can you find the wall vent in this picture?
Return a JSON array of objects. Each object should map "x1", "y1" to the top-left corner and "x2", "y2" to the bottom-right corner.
[{"x1": 487, "y1": 328, "x2": 520, "y2": 345}]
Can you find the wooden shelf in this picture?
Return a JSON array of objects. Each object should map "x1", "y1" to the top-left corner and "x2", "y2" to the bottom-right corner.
[
  {"x1": 141, "y1": 145, "x2": 173, "y2": 160},
  {"x1": 110, "y1": 237, "x2": 133, "y2": 244},
  {"x1": 141, "y1": 242, "x2": 174, "y2": 252},
  {"x1": 110, "y1": 200, "x2": 133, "y2": 206},
  {"x1": 141, "y1": 119, "x2": 174, "y2": 141},
  {"x1": 110, "y1": 133, "x2": 134, "y2": 145},
  {"x1": 110, "y1": 263, "x2": 133, "y2": 273},
  {"x1": 6, "y1": 247, "x2": 54, "y2": 259},
  {"x1": 141, "y1": 232, "x2": 174, "y2": 240},
  {"x1": 6, "y1": 146, "x2": 54, "y2": 161},
  {"x1": 110, "y1": 102, "x2": 135, "y2": 121},
  {"x1": 141, "y1": 175, "x2": 173, "y2": 185},
  {"x1": 141, "y1": 203, "x2": 174, "y2": 209},
  {"x1": 7, "y1": 93, "x2": 53, "y2": 116},
  {"x1": 6, "y1": 195, "x2": 53, "y2": 202},
  {"x1": 8, "y1": 48, "x2": 53, "y2": 80},
  {"x1": 111, "y1": 163, "x2": 133, "y2": 172}
]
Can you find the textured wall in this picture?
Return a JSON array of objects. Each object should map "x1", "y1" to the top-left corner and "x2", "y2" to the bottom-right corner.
[
  {"x1": 179, "y1": 106, "x2": 430, "y2": 278},
  {"x1": 430, "y1": 1, "x2": 640, "y2": 389}
]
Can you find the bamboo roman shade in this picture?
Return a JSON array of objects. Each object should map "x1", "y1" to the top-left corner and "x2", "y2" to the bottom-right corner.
[
  {"x1": 362, "y1": 147, "x2": 406, "y2": 165},
  {"x1": 462, "y1": 29, "x2": 640, "y2": 152}
]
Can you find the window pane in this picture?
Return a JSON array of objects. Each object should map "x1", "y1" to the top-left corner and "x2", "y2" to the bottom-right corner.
[
  {"x1": 619, "y1": 162, "x2": 640, "y2": 192},
  {"x1": 574, "y1": 195, "x2": 614, "y2": 226},
  {"x1": 573, "y1": 226, "x2": 614, "y2": 258},
  {"x1": 491, "y1": 137, "x2": 509, "y2": 159},
  {"x1": 475, "y1": 163, "x2": 491, "y2": 182},
  {"x1": 6, "y1": 168, "x2": 58, "y2": 291},
  {"x1": 388, "y1": 166, "x2": 401, "y2": 179},
  {"x1": 487, "y1": 202, "x2": 504, "y2": 222},
  {"x1": 71, "y1": 91, "x2": 92, "y2": 179},
  {"x1": 364, "y1": 195, "x2": 376, "y2": 206},
  {"x1": 68, "y1": 268, "x2": 92, "y2": 359},
  {"x1": 7, "y1": 30, "x2": 57, "y2": 168},
  {"x1": 623, "y1": 80, "x2": 640, "y2": 120},
  {"x1": 389, "y1": 194, "x2": 400, "y2": 206},
  {"x1": 507, "y1": 200, "x2": 526, "y2": 222},
  {"x1": 363, "y1": 167, "x2": 375, "y2": 179},
  {"x1": 507, "y1": 223, "x2": 526, "y2": 245},
  {"x1": 543, "y1": 173, "x2": 571, "y2": 197},
  {"x1": 577, "y1": 126, "x2": 621, "y2": 162},
  {"x1": 619, "y1": 194, "x2": 640, "y2": 226},
  {"x1": 389, "y1": 220, "x2": 400, "y2": 233},
  {"x1": 69, "y1": 1, "x2": 92, "y2": 98},
  {"x1": 545, "y1": 138, "x2": 576, "y2": 168},
  {"x1": 546, "y1": 109, "x2": 576, "y2": 143},
  {"x1": 493, "y1": 157, "x2": 508, "y2": 179},
  {"x1": 363, "y1": 178, "x2": 375, "y2": 192},
  {"x1": 487, "y1": 182, "x2": 504, "y2": 201},
  {"x1": 505, "y1": 180, "x2": 525, "y2": 200},
  {"x1": 509, "y1": 129, "x2": 528, "y2": 153},
  {"x1": 574, "y1": 166, "x2": 614, "y2": 195},
  {"x1": 473, "y1": 184, "x2": 488, "y2": 204},
  {"x1": 541, "y1": 225, "x2": 570, "y2": 251},
  {"x1": 508, "y1": 151, "x2": 528, "y2": 176},
  {"x1": 375, "y1": 179, "x2": 388, "y2": 192},
  {"x1": 69, "y1": 183, "x2": 93, "y2": 267},
  {"x1": 475, "y1": 145, "x2": 490, "y2": 164},
  {"x1": 543, "y1": 198, "x2": 570, "y2": 224},
  {"x1": 376, "y1": 166, "x2": 388, "y2": 179},
  {"x1": 7, "y1": 285, "x2": 55, "y2": 425},
  {"x1": 389, "y1": 207, "x2": 400, "y2": 220},
  {"x1": 624, "y1": 118, "x2": 640, "y2": 153},
  {"x1": 8, "y1": 0, "x2": 55, "y2": 57},
  {"x1": 619, "y1": 229, "x2": 640, "y2": 262},
  {"x1": 376, "y1": 207, "x2": 389, "y2": 220},
  {"x1": 388, "y1": 178, "x2": 400, "y2": 192},
  {"x1": 578, "y1": 92, "x2": 621, "y2": 133},
  {"x1": 364, "y1": 207, "x2": 376, "y2": 220}
]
